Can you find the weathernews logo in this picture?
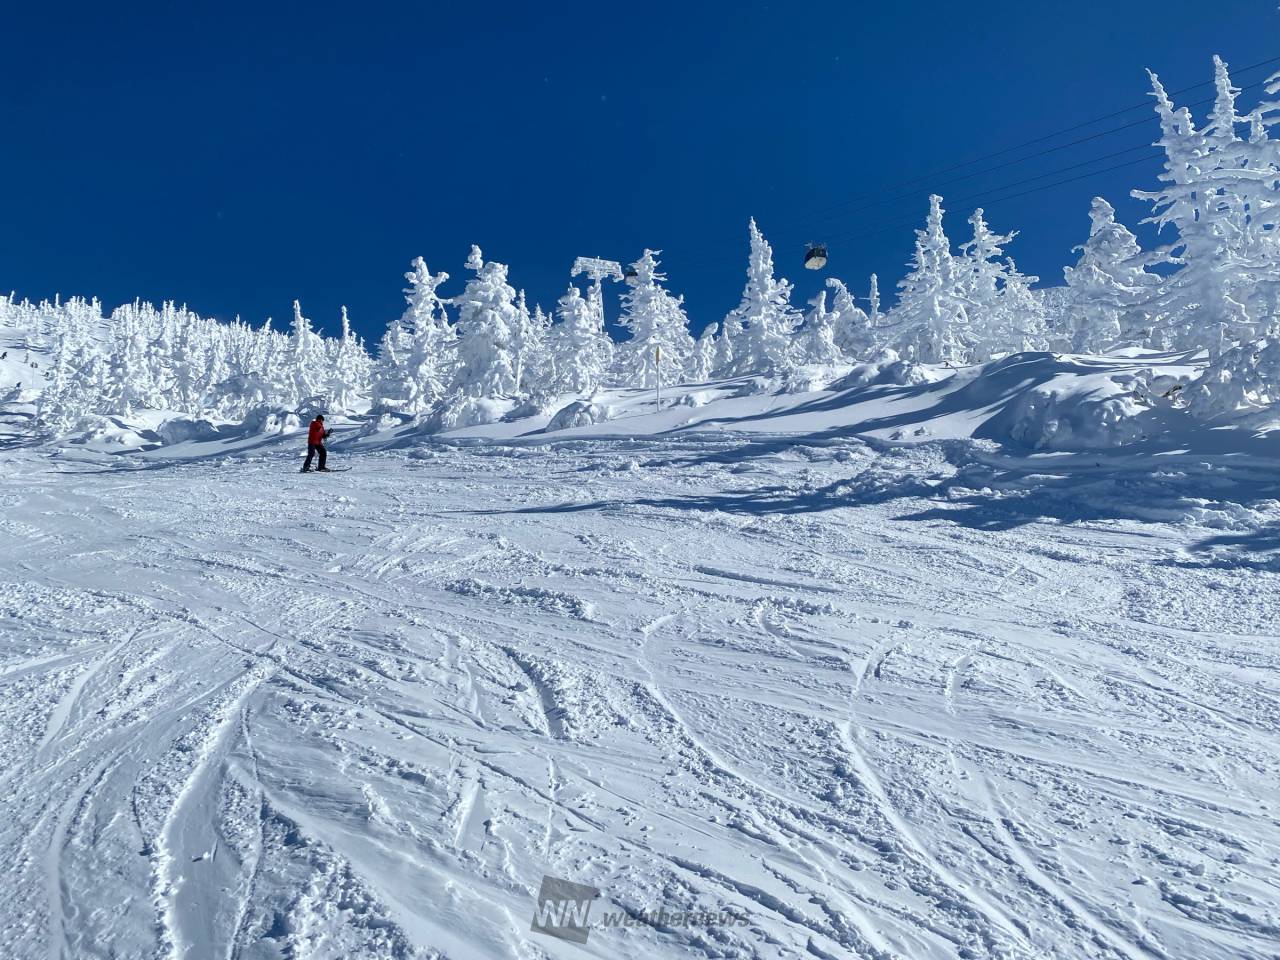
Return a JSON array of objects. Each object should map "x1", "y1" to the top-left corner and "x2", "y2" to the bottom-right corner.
[{"x1": 530, "y1": 874, "x2": 750, "y2": 945}]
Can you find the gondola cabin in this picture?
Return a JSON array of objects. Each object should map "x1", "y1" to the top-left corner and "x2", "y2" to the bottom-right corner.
[{"x1": 804, "y1": 244, "x2": 828, "y2": 270}]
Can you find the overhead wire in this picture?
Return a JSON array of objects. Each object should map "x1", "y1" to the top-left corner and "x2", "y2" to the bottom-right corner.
[
  {"x1": 772, "y1": 53, "x2": 1280, "y2": 236},
  {"x1": 822, "y1": 153, "x2": 1162, "y2": 252},
  {"x1": 672, "y1": 60, "x2": 1277, "y2": 279}
]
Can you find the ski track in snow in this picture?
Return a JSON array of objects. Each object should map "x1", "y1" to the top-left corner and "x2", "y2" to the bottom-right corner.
[{"x1": 0, "y1": 436, "x2": 1278, "y2": 959}]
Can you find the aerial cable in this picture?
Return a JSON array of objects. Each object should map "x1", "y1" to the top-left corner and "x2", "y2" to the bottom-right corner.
[
  {"x1": 782, "y1": 142, "x2": 1159, "y2": 236},
  {"x1": 688, "y1": 145, "x2": 1165, "y2": 273},
  {"x1": 769, "y1": 66, "x2": 1278, "y2": 239},
  {"x1": 821, "y1": 152, "x2": 1162, "y2": 251},
  {"x1": 871, "y1": 54, "x2": 1280, "y2": 187}
]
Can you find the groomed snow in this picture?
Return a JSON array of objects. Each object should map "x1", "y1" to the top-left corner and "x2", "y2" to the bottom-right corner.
[{"x1": 1, "y1": 424, "x2": 1278, "y2": 959}]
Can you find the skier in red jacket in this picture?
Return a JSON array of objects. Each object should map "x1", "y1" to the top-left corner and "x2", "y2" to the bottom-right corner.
[{"x1": 301, "y1": 414, "x2": 332, "y2": 472}]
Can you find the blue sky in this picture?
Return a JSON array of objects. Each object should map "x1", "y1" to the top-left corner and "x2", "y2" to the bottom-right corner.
[{"x1": 1, "y1": 1, "x2": 1276, "y2": 341}]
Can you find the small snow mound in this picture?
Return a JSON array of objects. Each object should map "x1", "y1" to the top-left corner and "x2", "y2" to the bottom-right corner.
[
  {"x1": 295, "y1": 395, "x2": 329, "y2": 420},
  {"x1": 75, "y1": 417, "x2": 153, "y2": 448},
  {"x1": 242, "y1": 407, "x2": 300, "y2": 435},
  {"x1": 436, "y1": 395, "x2": 512, "y2": 431},
  {"x1": 831, "y1": 349, "x2": 933, "y2": 389},
  {"x1": 363, "y1": 412, "x2": 404, "y2": 434},
  {"x1": 546, "y1": 400, "x2": 614, "y2": 431},
  {"x1": 779, "y1": 364, "x2": 850, "y2": 394},
  {"x1": 1000, "y1": 381, "x2": 1147, "y2": 450},
  {"x1": 675, "y1": 390, "x2": 714, "y2": 409},
  {"x1": 736, "y1": 376, "x2": 780, "y2": 397},
  {"x1": 503, "y1": 394, "x2": 559, "y2": 422},
  {"x1": 156, "y1": 417, "x2": 221, "y2": 444},
  {"x1": 1187, "y1": 337, "x2": 1280, "y2": 420}
]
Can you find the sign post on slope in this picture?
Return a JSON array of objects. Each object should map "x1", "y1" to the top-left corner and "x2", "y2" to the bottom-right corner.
[{"x1": 655, "y1": 345, "x2": 662, "y2": 413}]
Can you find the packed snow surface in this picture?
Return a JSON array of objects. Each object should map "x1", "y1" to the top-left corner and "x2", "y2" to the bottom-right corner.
[{"x1": 2, "y1": 427, "x2": 1278, "y2": 960}]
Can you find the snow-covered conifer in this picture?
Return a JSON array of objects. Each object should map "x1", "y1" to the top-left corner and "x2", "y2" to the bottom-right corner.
[
  {"x1": 614, "y1": 250, "x2": 695, "y2": 388},
  {"x1": 1131, "y1": 62, "x2": 1264, "y2": 351},
  {"x1": 287, "y1": 300, "x2": 326, "y2": 407},
  {"x1": 959, "y1": 208, "x2": 1045, "y2": 359},
  {"x1": 371, "y1": 319, "x2": 412, "y2": 414},
  {"x1": 712, "y1": 322, "x2": 735, "y2": 378},
  {"x1": 828, "y1": 278, "x2": 875, "y2": 360},
  {"x1": 548, "y1": 284, "x2": 614, "y2": 393},
  {"x1": 889, "y1": 196, "x2": 973, "y2": 364},
  {"x1": 169, "y1": 316, "x2": 203, "y2": 412},
  {"x1": 720, "y1": 219, "x2": 802, "y2": 376},
  {"x1": 398, "y1": 258, "x2": 454, "y2": 412},
  {"x1": 101, "y1": 311, "x2": 160, "y2": 415},
  {"x1": 328, "y1": 306, "x2": 371, "y2": 413},
  {"x1": 688, "y1": 323, "x2": 718, "y2": 382},
  {"x1": 510, "y1": 289, "x2": 547, "y2": 394},
  {"x1": 1063, "y1": 198, "x2": 1165, "y2": 352},
  {"x1": 38, "y1": 343, "x2": 104, "y2": 432},
  {"x1": 795, "y1": 290, "x2": 843, "y2": 365},
  {"x1": 451, "y1": 245, "x2": 519, "y2": 397}
]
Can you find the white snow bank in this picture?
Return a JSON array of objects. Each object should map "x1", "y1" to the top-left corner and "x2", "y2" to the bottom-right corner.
[
  {"x1": 242, "y1": 407, "x2": 301, "y2": 435},
  {"x1": 16, "y1": 349, "x2": 1280, "y2": 470},
  {"x1": 156, "y1": 417, "x2": 223, "y2": 445},
  {"x1": 998, "y1": 381, "x2": 1147, "y2": 450},
  {"x1": 435, "y1": 395, "x2": 514, "y2": 430},
  {"x1": 1187, "y1": 338, "x2": 1280, "y2": 423},
  {"x1": 545, "y1": 399, "x2": 615, "y2": 431},
  {"x1": 829, "y1": 349, "x2": 936, "y2": 390},
  {"x1": 74, "y1": 417, "x2": 155, "y2": 450},
  {"x1": 965, "y1": 353, "x2": 1168, "y2": 451}
]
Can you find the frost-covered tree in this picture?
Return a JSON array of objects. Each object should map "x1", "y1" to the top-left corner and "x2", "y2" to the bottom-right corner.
[
  {"x1": 960, "y1": 209, "x2": 1013, "y2": 303},
  {"x1": 548, "y1": 284, "x2": 614, "y2": 393},
  {"x1": 1063, "y1": 198, "x2": 1166, "y2": 352},
  {"x1": 169, "y1": 316, "x2": 203, "y2": 412},
  {"x1": 328, "y1": 306, "x2": 371, "y2": 414},
  {"x1": 828, "y1": 278, "x2": 875, "y2": 360},
  {"x1": 795, "y1": 290, "x2": 844, "y2": 365},
  {"x1": 524, "y1": 304, "x2": 557, "y2": 391},
  {"x1": 719, "y1": 219, "x2": 802, "y2": 377},
  {"x1": 1187, "y1": 336, "x2": 1280, "y2": 419},
  {"x1": 614, "y1": 250, "x2": 695, "y2": 388},
  {"x1": 712, "y1": 321, "x2": 735, "y2": 378},
  {"x1": 998, "y1": 261, "x2": 1048, "y2": 354},
  {"x1": 287, "y1": 300, "x2": 326, "y2": 407},
  {"x1": 451, "y1": 245, "x2": 519, "y2": 397},
  {"x1": 889, "y1": 195, "x2": 973, "y2": 364},
  {"x1": 38, "y1": 343, "x2": 104, "y2": 433},
  {"x1": 688, "y1": 323, "x2": 718, "y2": 382},
  {"x1": 204, "y1": 328, "x2": 230, "y2": 401},
  {"x1": 959, "y1": 208, "x2": 1046, "y2": 360},
  {"x1": 397, "y1": 258, "x2": 454, "y2": 413},
  {"x1": 35, "y1": 334, "x2": 76, "y2": 431},
  {"x1": 211, "y1": 317, "x2": 288, "y2": 417},
  {"x1": 371, "y1": 318, "x2": 412, "y2": 413},
  {"x1": 1130, "y1": 59, "x2": 1274, "y2": 352},
  {"x1": 1212, "y1": 57, "x2": 1280, "y2": 340},
  {"x1": 368, "y1": 257, "x2": 454, "y2": 416},
  {"x1": 145, "y1": 304, "x2": 176, "y2": 404},
  {"x1": 101, "y1": 311, "x2": 160, "y2": 415},
  {"x1": 17, "y1": 290, "x2": 375, "y2": 429},
  {"x1": 509, "y1": 289, "x2": 547, "y2": 394}
]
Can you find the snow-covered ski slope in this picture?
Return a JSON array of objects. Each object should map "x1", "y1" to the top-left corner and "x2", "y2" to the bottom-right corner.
[{"x1": 2, "y1": 407, "x2": 1279, "y2": 960}]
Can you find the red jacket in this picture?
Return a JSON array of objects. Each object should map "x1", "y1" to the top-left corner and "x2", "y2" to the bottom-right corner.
[{"x1": 308, "y1": 420, "x2": 326, "y2": 445}]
